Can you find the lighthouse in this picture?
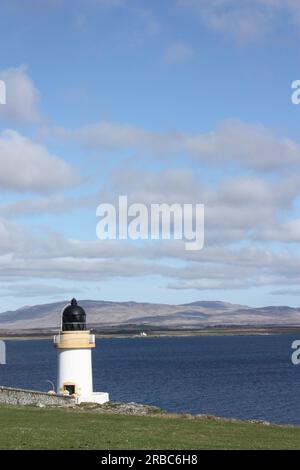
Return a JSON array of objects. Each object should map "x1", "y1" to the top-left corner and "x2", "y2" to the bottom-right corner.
[{"x1": 54, "y1": 298, "x2": 109, "y2": 404}]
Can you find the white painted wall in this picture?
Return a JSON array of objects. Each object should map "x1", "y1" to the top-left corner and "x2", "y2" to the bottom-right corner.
[{"x1": 57, "y1": 348, "x2": 93, "y2": 399}]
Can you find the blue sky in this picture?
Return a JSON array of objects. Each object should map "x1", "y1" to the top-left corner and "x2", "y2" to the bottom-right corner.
[{"x1": 1, "y1": 0, "x2": 300, "y2": 310}]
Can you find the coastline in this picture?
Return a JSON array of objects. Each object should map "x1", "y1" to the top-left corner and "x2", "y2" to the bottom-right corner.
[{"x1": 1, "y1": 325, "x2": 300, "y2": 340}]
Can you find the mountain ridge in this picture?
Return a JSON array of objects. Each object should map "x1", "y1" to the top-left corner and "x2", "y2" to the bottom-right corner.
[{"x1": 0, "y1": 299, "x2": 299, "y2": 331}]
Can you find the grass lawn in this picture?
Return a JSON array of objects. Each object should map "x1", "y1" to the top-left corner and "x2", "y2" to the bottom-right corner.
[{"x1": 0, "y1": 405, "x2": 299, "y2": 450}]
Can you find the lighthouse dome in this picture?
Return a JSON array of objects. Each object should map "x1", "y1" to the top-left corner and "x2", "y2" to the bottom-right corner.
[{"x1": 62, "y1": 298, "x2": 86, "y2": 331}]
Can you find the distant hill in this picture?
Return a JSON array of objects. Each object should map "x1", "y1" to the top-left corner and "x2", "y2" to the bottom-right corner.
[{"x1": 0, "y1": 299, "x2": 299, "y2": 332}]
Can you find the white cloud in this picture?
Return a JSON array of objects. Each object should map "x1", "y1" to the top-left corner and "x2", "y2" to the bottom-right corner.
[
  {"x1": 269, "y1": 288, "x2": 300, "y2": 296},
  {"x1": 0, "y1": 66, "x2": 41, "y2": 124},
  {"x1": 163, "y1": 41, "x2": 194, "y2": 64},
  {"x1": 259, "y1": 218, "x2": 300, "y2": 243},
  {"x1": 0, "y1": 129, "x2": 80, "y2": 193},
  {"x1": 47, "y1": 119, "x2": 300, "y2": 173},
  {"x1": 0, "y1": 196, "x2": 300, "y2": 294},
  {"x1": 177, "y1": 0, "x2": 300, "y2": 41},
  {"x1": 0, "y1": 226, "x2": 299, "y2": 293},
  {"x1": 102, "y1": 168, "x2": 299, "y2": 237},
  {"x1": 0, "y1": 195, "x2": 76, "y2": 218},
  {"x1": 0, "y1": 217, "x2": 29, "y2": 254},
  {"x1": 2, "y1": 135, "x2": 296, "y2": 295},
  {"x1": 184, "y1": 120, "x2": 300, "y2": 172},
  {"x1": 0, "y1": 191, "x2": 97, "y2": 218},
  {"x1": 0, "y1": 283, "x2": 84, "y2": 298}
]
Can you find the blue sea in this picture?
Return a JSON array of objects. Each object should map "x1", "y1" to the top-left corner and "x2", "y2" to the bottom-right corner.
[{"x1": 1, "y1": 335, "x2": 300, "y2": 425}]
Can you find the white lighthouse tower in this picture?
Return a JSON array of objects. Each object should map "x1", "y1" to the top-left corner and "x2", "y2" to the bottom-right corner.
[{"x1": 54, "y1": 298, "x2": 109, "y2": 404}]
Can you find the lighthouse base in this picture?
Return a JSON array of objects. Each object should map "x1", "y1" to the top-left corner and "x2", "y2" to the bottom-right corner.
[{"x1": 75, "y1": 391, "x2": 109, "y2": 405}]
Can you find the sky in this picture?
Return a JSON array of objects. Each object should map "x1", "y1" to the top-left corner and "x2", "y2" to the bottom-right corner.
[{"x1": 1, "y1": 0, "x2": 300, "y2": 310}]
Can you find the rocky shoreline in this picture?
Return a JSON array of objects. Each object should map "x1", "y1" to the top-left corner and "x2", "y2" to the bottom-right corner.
[
  {"x1": 0, "y1": 390, "x2": 286, "y2": 427},
  {"x1": 75, "y1": 401, "x2": 277, "y2": 427}
]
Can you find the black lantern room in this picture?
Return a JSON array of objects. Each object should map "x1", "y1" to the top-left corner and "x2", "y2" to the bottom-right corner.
[{"x1": 62, "y1": 298, "x2": 86, "y2": 331}]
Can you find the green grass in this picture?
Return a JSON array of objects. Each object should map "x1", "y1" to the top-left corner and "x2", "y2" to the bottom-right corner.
[{"x1": 0, "y1": 405, "x2": 299, "y2": 450}]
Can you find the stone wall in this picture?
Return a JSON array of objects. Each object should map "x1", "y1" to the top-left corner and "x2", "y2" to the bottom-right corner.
[{"x1": 0, "y1": 386, "x2": 76, "y2": 406}]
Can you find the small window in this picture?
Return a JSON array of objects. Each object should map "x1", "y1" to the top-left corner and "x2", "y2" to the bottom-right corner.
[{"x1": 64, "y1": 384, "x2": 75, "y2": 395}]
